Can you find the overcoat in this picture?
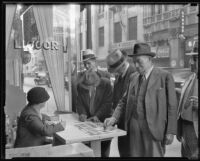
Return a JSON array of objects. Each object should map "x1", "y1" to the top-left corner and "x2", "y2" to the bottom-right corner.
[
  {"x1": 77, "y1": 77, "x2": 113, "y2": 122},
  {"x1": 14, "y1": 106, "x2": 64, "y2": 148}
]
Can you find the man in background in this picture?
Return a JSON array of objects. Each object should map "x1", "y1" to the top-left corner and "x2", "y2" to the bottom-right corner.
[
  {"x1": 177, "y1": 43, "x2": 198, "y2": 159},
  {"x1": 106, "y1": 49, "x2": 136, "y2": 156},
  {"x1": 104, "y1": 43, "x2": 177, "y2": 157}
]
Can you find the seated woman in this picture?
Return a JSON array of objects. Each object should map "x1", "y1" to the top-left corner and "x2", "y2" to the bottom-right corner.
[{"x1": 14, "y1": 87, "x2": 66, "y2": 148}]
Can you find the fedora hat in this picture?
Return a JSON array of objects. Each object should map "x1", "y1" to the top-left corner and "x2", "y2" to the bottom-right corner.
[
  {"x1": 128, "y1": 43, "x2": 156, "y2": 57},
  {"x1": 78, "y1": 70, "x2": 100, "y2": 90},
  {"x1": 82, "y1": 49, "x2": 97, "y2": 62},
  {"x1": 106, "y1": 49, "x2": 126, "y2": 73}
]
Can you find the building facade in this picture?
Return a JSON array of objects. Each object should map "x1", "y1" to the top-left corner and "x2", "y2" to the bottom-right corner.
[
  {"x1": 143, "y1": 4, "x2": 199, "y2": 68},
  {"x1": 78, "y1": 5, "x2": 144, "y2": 68},
  {"x1": 77, "y1": 4, "x2": 198, "y2": 69}
]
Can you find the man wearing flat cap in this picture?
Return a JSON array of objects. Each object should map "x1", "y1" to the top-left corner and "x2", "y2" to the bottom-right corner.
[
  {"x1": 104, "y1": 43, "x2": 178, "y2": 157},
  {"x1": 106, "y1": 49, "x2": 136, "y2": 157},
  {"x1": 81, "y1": 49, "x2": 110, "y2": 79},
  {"x1": 76, "y1": 69, "x2": 112, "y2": 157},
  {"x1": 14, "y1": 87, "x2": 66, "y2": 148}
]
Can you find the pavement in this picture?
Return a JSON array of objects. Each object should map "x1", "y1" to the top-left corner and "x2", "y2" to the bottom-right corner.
[{"x1": 23, "y1": 76, "x2": 182, "y2": 157}]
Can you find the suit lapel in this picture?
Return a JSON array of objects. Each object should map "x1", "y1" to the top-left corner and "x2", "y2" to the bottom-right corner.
[
  {"x1": 129, "y1": 74, "x2": 139, "y2": 95},
  {"x1": 147, "y1": 68, "x2": 159, "y2": 91}
]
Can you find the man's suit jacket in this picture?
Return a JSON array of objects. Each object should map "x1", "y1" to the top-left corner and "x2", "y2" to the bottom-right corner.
[
  {"x1": 72, "y1": 69, "x2": 111, "y2": 113},
  {"x1": 113, "y1": 65, "x2": 136, "y2": 110},
  {"x1": 113, "y1": 67, "x2": 178, "y2": 141},
  {"x1": 77, "y1": 77, "x2": 113, "y2": 122},
  {"x1": 112, "y1": 65, "x2": 136, "y2": 129},
  {"x1": 14, "y1": 106, "x2": 64, "y2": 148}
]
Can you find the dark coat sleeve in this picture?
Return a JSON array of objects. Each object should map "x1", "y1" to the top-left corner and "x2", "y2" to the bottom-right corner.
[
  {"x1": 24, "y1": 112, "x2": 64, "y2": 137},
  {"x1": 165, "y1": 72, "x2": 178, "y2": 135},
  {"x1": 112, "y1": 83, "x2": 129, "y2": 122},
  {"x1": 76, "y1": 85, "x2": 88, "y2": 116},
  {"x1": 42, "y1": 113, "x2": 51, "y2": 121},
  {"x1": 95, "y1": 81, "x2": 113, "y2": 121}
]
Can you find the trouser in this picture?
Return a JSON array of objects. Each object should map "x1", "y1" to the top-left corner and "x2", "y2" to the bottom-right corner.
[
  {"x1": 181, "y1": 120, "x2": 199, "y2": 159},
  {"x1": 101, "y1": 140, "x2": 111, "y2": 157},
  {"x1": 85, "y1": 140, "x2": 111, "y2": 157},
  {"x1": 127, "y1": 117, "x2": 165, "y2": 157}
]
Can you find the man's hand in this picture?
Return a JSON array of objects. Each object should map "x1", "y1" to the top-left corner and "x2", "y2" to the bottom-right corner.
[
  {"x1": 87, "y1": 116, "x2": 100, "y2": 122},
  {"x1": 60, "y1": 120, "x2": 66, "y2": 128},
  {"x1": 79, "y1": 114, "x2": 87, "y2": 122},
  {"x1": 104, "y1": 117, "x2": 117, "y2": 128},
  {"x1": 163, "y1": 134, "x2": 174, "y2": 145}
]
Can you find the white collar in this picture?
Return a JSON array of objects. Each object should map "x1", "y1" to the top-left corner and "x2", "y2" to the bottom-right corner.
[
  {"x1": 122, "y1": 63, "x2": 129, "y2": 78},
  {"x1": 144, "y1": 65, "x2": 154, "y2": 80}
]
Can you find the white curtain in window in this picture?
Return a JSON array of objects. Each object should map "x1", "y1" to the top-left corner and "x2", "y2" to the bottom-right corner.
[
  {"x1": 6, "y1": 5, "x2": 16, "y2": 52},
  {"x1": 33, "y1": 5, "x2": 66, "y2": 111}
]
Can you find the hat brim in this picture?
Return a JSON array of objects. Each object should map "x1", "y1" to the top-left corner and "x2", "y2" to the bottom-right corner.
[
  {"x1": 79, "y1": 79, "x2": 100, "y2": 90},
  {"x1": 128, "y1": 52, "x2": 156, "y2": 57},
  {"x1": 82, "y1": 56, "x2": 97, "y2": 62},
  {"x1": 78, "y1": 72, "x2": 100, "y2": 90},
  {"x1": 108, "y1": 60, "x2": 126, "y2": 73}
]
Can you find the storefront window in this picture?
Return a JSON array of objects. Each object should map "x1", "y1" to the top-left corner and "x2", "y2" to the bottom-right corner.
[{"x1": 9, "y1": 4, "x2": 78, "y2": 114}]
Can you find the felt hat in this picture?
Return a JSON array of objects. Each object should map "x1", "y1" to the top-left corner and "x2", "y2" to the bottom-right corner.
[
  {"x1": 27, "y1": 87, "x2": 50, "y2": 105},
  {"x1": 106, "y1": 49, "x2": 126, "y2": 73},
  {"x1": 82, "y1": 49, "x2": 97, "y2": 62},
  {"x1": 128, "y1": 43, "x2": 156, "y2": 57},
  {"x1": 78, "y1": 70, "x2": 100, "y2": 90}
]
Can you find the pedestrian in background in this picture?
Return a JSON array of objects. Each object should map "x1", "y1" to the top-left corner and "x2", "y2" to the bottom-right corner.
[
  {"x1": 106, "y1": 49, "x2": 136, "y2": 157},
  {"x1": 177, "y1": 47, "x2": 198, "y2": 159},
  {"x1": 104, "y1": 43, "x2": 178, "y2": 157},
  {"x1": 72, "y1": 49, "x2": 111, "y2": 113},
  {"x1": 14, "y1": 87, "x2": 66, "y2": 148},
  {"x1": 76, "y1": 69, "x2": 112, "y2": 157}
]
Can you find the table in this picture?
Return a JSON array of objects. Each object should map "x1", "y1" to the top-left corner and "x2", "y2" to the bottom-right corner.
[
  {"x1": 53, "y1": 113, "x2": 127, "y2": 157},
  {"x1": 6, "y1": 143, "x2": 94, "y2": 158}
]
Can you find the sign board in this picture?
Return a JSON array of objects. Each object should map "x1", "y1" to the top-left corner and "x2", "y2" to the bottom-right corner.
[{"x1": 156, "y1": 45, "x2": 170, "y2": 58}]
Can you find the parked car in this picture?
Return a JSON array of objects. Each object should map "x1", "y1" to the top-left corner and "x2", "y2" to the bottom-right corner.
[{"x1": 34, "y1": 72, "x2": 51, "y2": 87}]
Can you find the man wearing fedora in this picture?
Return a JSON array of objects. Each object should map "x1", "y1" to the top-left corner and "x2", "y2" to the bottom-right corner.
[
  {"x1": 104, "y1": 43, "x2": 178, "y2": 157},
  {"x1": 106, "y1": 49, "x2": 136, "y2": 157},
  {"x1": 177, "y1": 44, "x2": 198, "y2": 159},
  {"x1": 76, "y1": 68, "x2": 113, "y2": 157}
]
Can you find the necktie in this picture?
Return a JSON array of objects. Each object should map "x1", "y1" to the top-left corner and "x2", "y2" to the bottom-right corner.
[
  {"x1": 137, "y1": 74, "x2": 146, "y2": 96},
  {"x1": 89, "y1": 86, "x2": 96, "y2": 115}
]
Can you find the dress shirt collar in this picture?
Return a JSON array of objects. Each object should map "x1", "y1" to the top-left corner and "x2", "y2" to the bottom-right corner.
[
  {"x1": 122, "y1": 63, "x2": 129, "y2": 78},
  {"x1": 144, "y1": 65, "x2": 154, "y2": 80}
]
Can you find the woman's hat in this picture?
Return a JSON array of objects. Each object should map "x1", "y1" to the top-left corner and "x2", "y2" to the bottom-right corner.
[
  {"x1": 78, "y1": 70, "x2": 100, "y2": 90},
  {"x1": 82, "y1": 49, "x2": 97, "y2": 62},
  {"x1": 106, "y1": 49, "x2": 126, "y2": 73},
  {"x1": 128, "y1": 43, "x2": 156, "y2": 57},
  {"x1": 27, "y1": 87, "x2": 50, "y2": 104}
]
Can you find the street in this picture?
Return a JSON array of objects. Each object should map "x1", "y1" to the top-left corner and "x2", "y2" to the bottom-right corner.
[{"x1": 23, "y1": 76, "x2": 181, "y2": 157}]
